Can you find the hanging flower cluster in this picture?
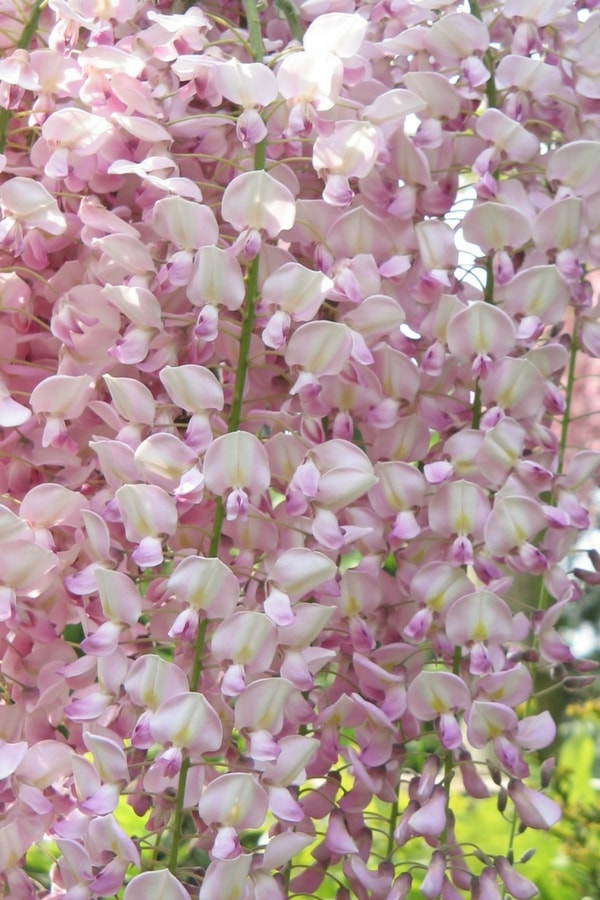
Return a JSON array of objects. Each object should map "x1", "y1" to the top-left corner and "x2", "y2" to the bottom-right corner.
[{"x1": 0, "y1": 0, "x2": 598, "y2": 896}]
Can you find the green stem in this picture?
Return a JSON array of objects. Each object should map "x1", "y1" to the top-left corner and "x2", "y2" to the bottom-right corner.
[
  {"x1": 168, "y1": 757, "x2": 191, "y2": 873},
  {"x1": 469, "y1": 0, "x2": 498, "y2": 110},
  {"x1": 0, "y1": 0, "x2": 45, "y2": 152},
  {"x1": 386, "y1": 798, "x2": 399, "y2": 859},
  {"x1": 274, "y1": 0, "x2": 303, "y2": 42},
  {"x1": 167, "y1": 14, "x2": 267, "y2": 863},
  {"x1": 472, "y1": 380, "x2": 482, "y2": 429},
  {"x1": 558, "y1": 329, "x2": 578, "y2": 476},
  {"x1": 441, "y1": 647, "x2": 462, "y2": 846},
  {"x1": 484, "y1": 257, "x2": 495, "y2": 304},
  {"x1": 243, "y1": 0, "x2": 265, "y2": 61},
  {"x1": 501, "y1": 815, "x2": 518, "y2": 900},
  {"x1": 472, "y1": 259, "x2": 494, "y2": 429}
]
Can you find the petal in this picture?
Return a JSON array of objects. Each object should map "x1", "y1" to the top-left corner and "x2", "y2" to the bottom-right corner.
[
  {"x1": 215, "y1": 58, "x2": 278, "y2": 107},
  {"x1": 95, "y1": 568, "x2": 142, "y2": 627},
  {"x1": 198, "y1": 773, "x2": 269, "y2": 829},
  {"x1": 187, "y1": 245, "x2": 245, "y2": 309},
  {"x1": 150, "y1": 692, "x2": 223, "y2": 756},
  {"x1": 303, "y1": 13, "x2": 367, "y2": 58},
  {"x1": 152, "y1": 195, "x2": 218, "y2": 250},
  {"x1": 406, "y1": 671, "x2": 471, "y2": 719},
  {"x1": 222, "y1": 170, "x2": 296, "y2": 238},
  {"x1": 462, "y1": 201, "x2": 531, "y2": 251},
  {"x1": 124, "y1": 870, "x2": 189, "y2": 900},
  {"x1": 203, "y1": 431, "x2": 270, "y2": 494},
  {"x1": 168, "y1": 555, "x2": 239, "y2": 616}
]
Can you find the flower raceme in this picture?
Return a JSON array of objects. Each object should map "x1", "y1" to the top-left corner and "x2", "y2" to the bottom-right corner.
[{"x1": 0, "y1": 0, "x2": 597, "y2": 898}]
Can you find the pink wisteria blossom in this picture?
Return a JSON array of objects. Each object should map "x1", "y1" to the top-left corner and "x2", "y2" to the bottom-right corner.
[{"x1": 0, "y1": 0, "x2": 597, "y2": 897}]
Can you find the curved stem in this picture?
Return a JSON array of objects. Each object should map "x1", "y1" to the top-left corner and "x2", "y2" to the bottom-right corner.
[
  {"x1": 167, "y1": 0, "x2": 268, "y2": 870},
  {"x1": 168, "y1": 757, "x2": 191, "y2": 873},
  {"x1": 0, "y1": 0, "x2": 45, "y2": 152},
  {"x1": 558, "y1": 329, "x2": 578, "y2": 476},
  {"x1": 244, "y1": 0, "x2": 266, "y2": 61},
  {"x1": 469, "y1": 0, "x2": 498, "y2": 110}
]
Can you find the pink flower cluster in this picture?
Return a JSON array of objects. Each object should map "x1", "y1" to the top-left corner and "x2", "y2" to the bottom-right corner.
[{"x1": 0, "y1": 0, "x2": 598, "y2": 897}]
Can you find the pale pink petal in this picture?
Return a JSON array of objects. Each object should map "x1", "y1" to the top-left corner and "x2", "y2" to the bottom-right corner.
[
  {"x1": 546, "y1": 139, "x2": 600, "y2": 192},
  {"x1": 262, "y1": 831, "x2": 314, "y2": 869},
  {"x1": 462, "y1": 202, "x2": 531, "y2": 251},
  {"x1": 0, "y1": 177, "x2": 66, "y2": 233},
  {"x1": 221, "y1": 170, "x2": 296, "y2": 238},
  {"x1": 21, "y1": 483, "x2": 86, "y2": 528},
  {"x1": 199, "y1": 856, "x2": 253, "y2": 900},
  {"x1": 30, "y1": 374, "x2": 95, "y2": 417},
  {"x1": 466, "y1": 701, "x2": 518, "y2": 748},
  {"x1": 133, "y1": 536, "x2": 165, "y2": 567},
  {"x1": 168, "y1": 555, "x2": 239, "y2": 616},
  {"x1": 532, "y1": 197, "x2": 585, "y2": 252},
  {"x1": 102, "y1": 284, "x2": 163, "y2": 329},
  {"x1": 124, "y1": 655, "x2": 189, "y2": 710},
  {"x1": 285, "y1": 321, "x2": 352, "y2": 381},
  {"x1": 215, "y1": 58, "x2": 278, "y2": 107},
  {"x1": 103, "y1": 375, "x2": 155, "y2": 425},
  {"x1": 115, "y1": 483, "x2": 178, "y2": 541},
  {"x1": 408, "y1": 786, "x2": 447, "y2": 836},
  {"x1": 159, "y1": 364, "x2": 224, "y2": 413},
  {"x1": 495, "y1": 857, "x2": 538, "y2": 900},
  {"x1": 484, "y1": 495, "x2": 547, "y2": 557},
  {"x1": 124, "y1": 869, "x2": 189, "y2": 900},
  {"x1": 134, "y1": 434, "x2": 197, "y2": 487},
  {"x1": 425, "y1": 10, "x2": 489, "y2": 61},
  {"x1": 416, "y1": 220, "x2": 458, "y2": 270},
  {"x1": 234, "y1": 678, "x2": 294, "y2": 734},
  {"x1": 203, "y1": 431, "x2": 270, "y2": 495},
  {"x1": 314, "y1": 121, "x2": 378, "y2": 178},
  {"x1": 304, "y1": 13, "x2": 367, "y2": 58},
  {"x1": 236, "y1": 107, "x2": 267, "y2": 146},
  {"x1": 277, "y1": 50, "x2": 343, "y2": 111},
  {"x1": 93, "y1": 234, "x2": 155, "y2": 275},
  {"x1": 83, "y1": 732, "x2": 129, "y2": 784},
  {"x1": 262, "y1": 262, "x2": 332, "y2": 320},
  {"x1": 269, "y1": 547, "x2": 336, "y2": 597},
  {"x1": 446, "y1": 591, "x2": 513, "y2": 645},
  {"x1": 0, "y1": 741, "x2": 28, "y2": 779},
  {"x1": 406, "y1": 671, "x2": 471, "y2": 719},
  {"x1": 80, "y1": 621, "x2": 122, "y2": 656},
  {"x1": 198, "y1": 773, "x2": 269, "y2": 829},
  {"x1": 211, "y1": 611, "x2": 277, "y2": 669},
  {"x1": 515, "y1": 711, "x2": 556, "y2": 750},
  {"x1": 476, "y1": 108, "x2": 539, "y2": 162},
  {"x1": 325, "y1": 809, "x2": 359, "y2": 854},
  {"x1": 150, "y1": 692, "x2": 223, "y2": 756},
  {"x1": 94, "y1": 568, "x2": 142, "y2": 627},
  {"x1": 152, "y1": 195, "x2": 219, "y2": 250},
  {"x1": 0, "y1": 394, "x2": 31, "y2": 426},
  {"x1": 264, "y1": 589, "x2": 294, "y2": 626},
  {"x1": 447, "y1": 302, "x2": 516, "y2": 363},
  {"x1": 187, "y1": 245, "x2": 245, "y2": 310},
  {"x1": 507, "y1": 781, "x2": 561, "y2": 829}
]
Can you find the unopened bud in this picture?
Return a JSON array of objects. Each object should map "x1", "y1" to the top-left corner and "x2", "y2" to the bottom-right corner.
[
  {"x1": 564, "y1": 676, "x2": 597, "y2": 691},
  {"x1": 487, "y1": 760, "x2": 502, "y2": 786},
  {"x1": 520, "y1": 848, "x2": 536, "y2": 863},
  {"x1": 550, "y1": 664, "x2": 565, "y2": 681},
  {"x1": 540, "y1": 757, "x2": 555, "y2": 789},
  {"x1": 497, "y1": 787, "x2": 508, "y2": 813},
  {"x1": 520, "y1": 648, "x2": 539, "y2": 663}
]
